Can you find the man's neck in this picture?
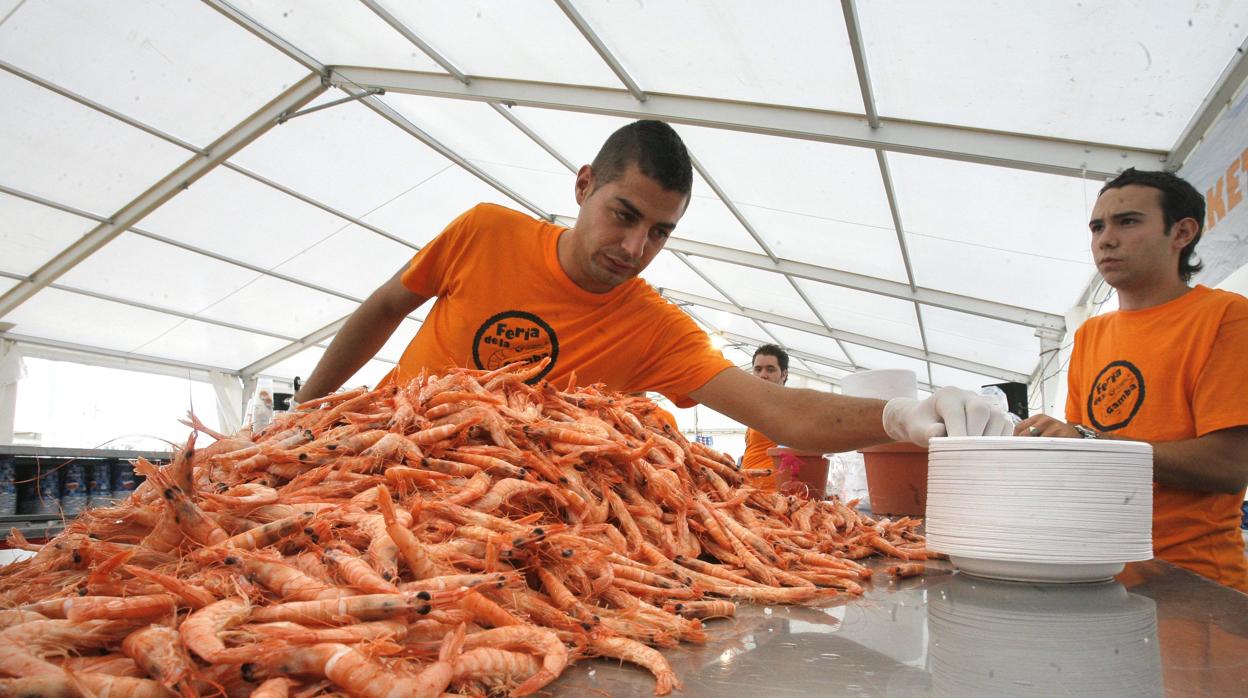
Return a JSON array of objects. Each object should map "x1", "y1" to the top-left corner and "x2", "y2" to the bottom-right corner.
[{"x1": 1116, "y1": 279, "x2": 1192, "y2": 311}]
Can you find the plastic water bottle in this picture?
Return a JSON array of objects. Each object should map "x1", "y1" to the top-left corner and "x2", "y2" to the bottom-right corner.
[
  {"x1": 35, "y1": 466, "x2": 60, "y2": 515},
  {"x1": 112, "y1": 460, "x2": 138, "y2": 502},
  {"x1": 0, "y1": 456, "x2": 16, "y2": 515},
  {"x1": 61, "y1": 462, "x2": 88, "y2": 516},
  {"x1": 87, "y1": 461, "x2": 112, "y2": 509}
]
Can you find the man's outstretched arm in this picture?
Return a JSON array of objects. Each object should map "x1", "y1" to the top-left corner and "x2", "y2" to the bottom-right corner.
[
  {"x1": 1017, "y1": 415, "x2": 1248, "y2": 494},
  {"x1": 690, "y1": 368, "x2": 1011, "y2": 452},
  {"x1": 293, "y1": 266, "x2": 428, "y2": 403}
]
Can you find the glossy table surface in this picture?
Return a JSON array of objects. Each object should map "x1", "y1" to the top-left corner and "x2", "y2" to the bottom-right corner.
[{"x1": 549, "y1": 558, "x2": 1248, "y2": 697}]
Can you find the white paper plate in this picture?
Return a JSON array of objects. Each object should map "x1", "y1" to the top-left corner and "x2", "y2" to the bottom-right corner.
[
  {"x1": 949, "y1": 555, "x2": 1126, "y2": 583},
  {"x1": 930, "y1": 436, "x2": 1152, "y2": 454}
]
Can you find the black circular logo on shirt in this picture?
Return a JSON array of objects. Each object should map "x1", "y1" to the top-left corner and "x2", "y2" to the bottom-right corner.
[
  {"x1": 471, "y1": 310, "x2": 558, "y2": 383},
  {"x1": 1087, "y1": 360, "x2": 1145, "y2": 432}
]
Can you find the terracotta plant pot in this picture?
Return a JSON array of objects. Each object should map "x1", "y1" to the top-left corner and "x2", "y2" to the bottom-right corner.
[
  {"x1": 766, "y1": 447, "x2": 829, "y2": 499},
  {"x1": 860, "y1": 442, "x2": 928, "y2": 516}
]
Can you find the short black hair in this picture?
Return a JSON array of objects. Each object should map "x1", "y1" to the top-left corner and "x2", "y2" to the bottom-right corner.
[
  {"x1": 1099, "y1": 168, "x2": 1205, "y2": 283},
  {"x1": 752, "y1": 344, "x2": 789, "y2": 373},
  {"x1": 591, "y1": 120, "x2": 692, "y2": 196}
]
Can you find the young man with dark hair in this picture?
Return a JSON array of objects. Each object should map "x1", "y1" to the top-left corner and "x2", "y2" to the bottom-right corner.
[
  {"x1": 1017, "y1": 168, "x2": 1248, "y2": 591},
  {"x1": 740, "y1": 344, "x2": 789, "y2": 491},
  {"x1": 297, "y1": 120, "x2": 1011, "y2": 456}
]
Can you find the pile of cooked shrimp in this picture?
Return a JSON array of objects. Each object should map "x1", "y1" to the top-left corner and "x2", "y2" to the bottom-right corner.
[{"x1": 0, "y1": 358, "x2": 931, "y2": 697}]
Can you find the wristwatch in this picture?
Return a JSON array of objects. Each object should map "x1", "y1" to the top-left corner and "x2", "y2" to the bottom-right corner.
[{"x1": 1073, "y1": 424, "x2": 1100, "y2": 439}]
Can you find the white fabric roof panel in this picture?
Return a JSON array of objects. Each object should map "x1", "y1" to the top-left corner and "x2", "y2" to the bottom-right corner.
[
  {"x1": 364, "y1": 2, "x2": 620, "y2": 87},
  {"x1": 691, "y1": 258, "x2": 822, "y2": 325},
  {"x1": 0, "y1": 0, "x2": 305, "y2": 148},
  {"x1": 359, "y1": 166, "x2": 523, "y2": 248},
  {"x1": 269, "y1": 224, "x2": 416, "y2": 302},
  {"x1": 382, "y1": 94, "x2": 577, "y2": 216},
  {"x1": 193, "y1": 276, "x2": 358, "y2": 341},
  {"x1": 228, "y1": 99, "x2": 461, "y2": 220},
  {"x1": 133, "y1": 319, "x2": 289, "y2": 371},
  {"x1": 756, "y1": 324, "x2": 852, "y2": 366},
  {"x1": 574, "y1": 0, "x2": 864, "y2": 112},
  {"x1": 675, "y1": 125, "x2": 906, "y2": 281},
  {"x1": 0, "y1": 193, "x2": 92, "y2": 277},
  {"x1": 0, "y1": 0, "x2": 1242, "y2": 401},
  {"x1": 889, "y1": 153, "x2": 1102, "y2": 314},
  {"x1": 920, "y1": 306, "x2": 1041, "y2": 376},
  {"x1": 792, "y1": 279, "x2": 924, "y2": 350},
  {"x1": 0, "y1": 71, "x2": 188, "y2": 215},
  {"x1": 4, "y1": 288, "x2": 185, "y2": 355},
  {"x1": 639, "y1": 251, "x2": 731, "y2": 305},
  {"x1": 224, "y1": 0, "x2": 445, "y2": 74},
  {"x1": 137, "y1": 167, "x2": 361, "y2": 271},
  {"x1": 858, "y1": 0, "x2": 1248, "y2": 149}
]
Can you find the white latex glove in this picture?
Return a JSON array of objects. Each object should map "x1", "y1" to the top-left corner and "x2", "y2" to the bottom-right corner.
[{"x1": 882, "y1": 386, "x2": 1014, "y2": 447}]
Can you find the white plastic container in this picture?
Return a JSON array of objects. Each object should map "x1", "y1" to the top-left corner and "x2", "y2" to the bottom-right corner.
[{"x1": 841, "y1": 369, "x2": 917, "y2": 401}]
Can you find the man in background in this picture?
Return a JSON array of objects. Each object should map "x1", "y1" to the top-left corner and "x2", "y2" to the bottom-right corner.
[
  {"x1": 740, "y1": 344, "x2": 789, "y2": 491},
  {"x1": 1017, "y1": 168, "x2": 1248, "y2": 592}
]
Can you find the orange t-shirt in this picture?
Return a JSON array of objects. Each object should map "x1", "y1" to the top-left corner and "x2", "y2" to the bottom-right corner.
[
  {"x1": 1066, "y1": 285, "x2": 1248, "y2": 592},
  {"x1": 741, "y1": 428, "x2": 779, "y2": 492},
  {"x1": 388, "y1": 204, "x2": 733, "y2": 407}
]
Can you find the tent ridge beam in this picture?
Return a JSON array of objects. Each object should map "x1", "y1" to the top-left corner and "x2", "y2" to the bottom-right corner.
[
  {"x1": 554, "y1": 0, "x2": 646, "y2": 102},
  {"x1": 0, "y1": 73, "x2": 328, "y2": 322},
  {"x1": 1168, "y1": 33, "x2": 1248, "y2": 172},
  {"x1": 664, "y1": 237, "x2": 1064, "y2": 330},
  {"x1": 330, "y1": 67, "x2": 1167, "y2": 178},
  {"x1": 665, "y1": 288, "x2": 1030, "y2": 383}
]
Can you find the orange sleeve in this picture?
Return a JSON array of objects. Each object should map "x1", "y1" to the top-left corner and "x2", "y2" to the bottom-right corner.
[
  {"x1": 399, "y1": 205, "x2": 481, "y2": 298},
  {"x1": 1193, "y1": 298, "x2": 1248, "y2": 436},
  {"x1": 630, "y1": 301, "x2": 734, "y2": 408}
]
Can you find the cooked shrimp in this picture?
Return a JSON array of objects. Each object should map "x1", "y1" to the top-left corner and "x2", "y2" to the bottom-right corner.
[
  {"x1": 179, "y1": 597, "x2": 251, "y2": 663},
  {"x1": 589, "y1": 635, "x2": 681, "y2": 696},
  {"x1": 461, "y1": 625, "x2": 567, "y2": 696},
  {"x1": 122, "y1": 625, "x2": 197, "y2": 698}
]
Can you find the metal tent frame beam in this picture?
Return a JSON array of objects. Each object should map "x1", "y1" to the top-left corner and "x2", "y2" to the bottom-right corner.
[
  {"x1": 0, "y1": 73, "x2": 328, "y2": 321},
  {"x1": 330, "y1": 67, "x2": 1167, "y2": 179},
  {"x1": 1, "y1": 331, "x2": 240, "y2": 381},
  {"x1": 665, "y1": 289, "x2": 1030, "y2": 384}
]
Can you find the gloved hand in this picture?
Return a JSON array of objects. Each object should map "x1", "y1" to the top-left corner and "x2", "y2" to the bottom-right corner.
[{"x1": 882, "y1": 386, "x2": 1014, "y2": 447}]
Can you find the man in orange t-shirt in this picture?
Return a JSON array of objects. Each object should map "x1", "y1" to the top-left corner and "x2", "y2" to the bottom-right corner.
[
  {"x1": 1017, "y1": 169, "x2": 1248, "y2": 592},
  {"x1": 741, "y1": 344, "x2": 789, "y2": 492},
  {"x1": 295, "y1": 120, "x2": 1012, "y2": 453}
]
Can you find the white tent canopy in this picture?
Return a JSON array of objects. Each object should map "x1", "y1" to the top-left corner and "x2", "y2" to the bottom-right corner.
[{"x1": 2, "y1": 0, "x2": 1247, "y2": 424}]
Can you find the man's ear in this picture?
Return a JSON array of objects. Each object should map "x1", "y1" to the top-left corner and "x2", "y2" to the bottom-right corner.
[
  {"x1": 575, "y1": 165, "x2": 595, "y2": 206},
  {"x1": 1170, "y1": 217, "x2": 1200, "y2": 251}
]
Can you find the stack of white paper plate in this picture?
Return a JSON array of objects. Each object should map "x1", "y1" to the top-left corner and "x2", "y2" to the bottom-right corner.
[
  {"x1": 929, "y1": 574, "x2": 1161, "y2": 696},
  {"x1": 925, "y1": 436, "x2": 1153, "y2": 583}
]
